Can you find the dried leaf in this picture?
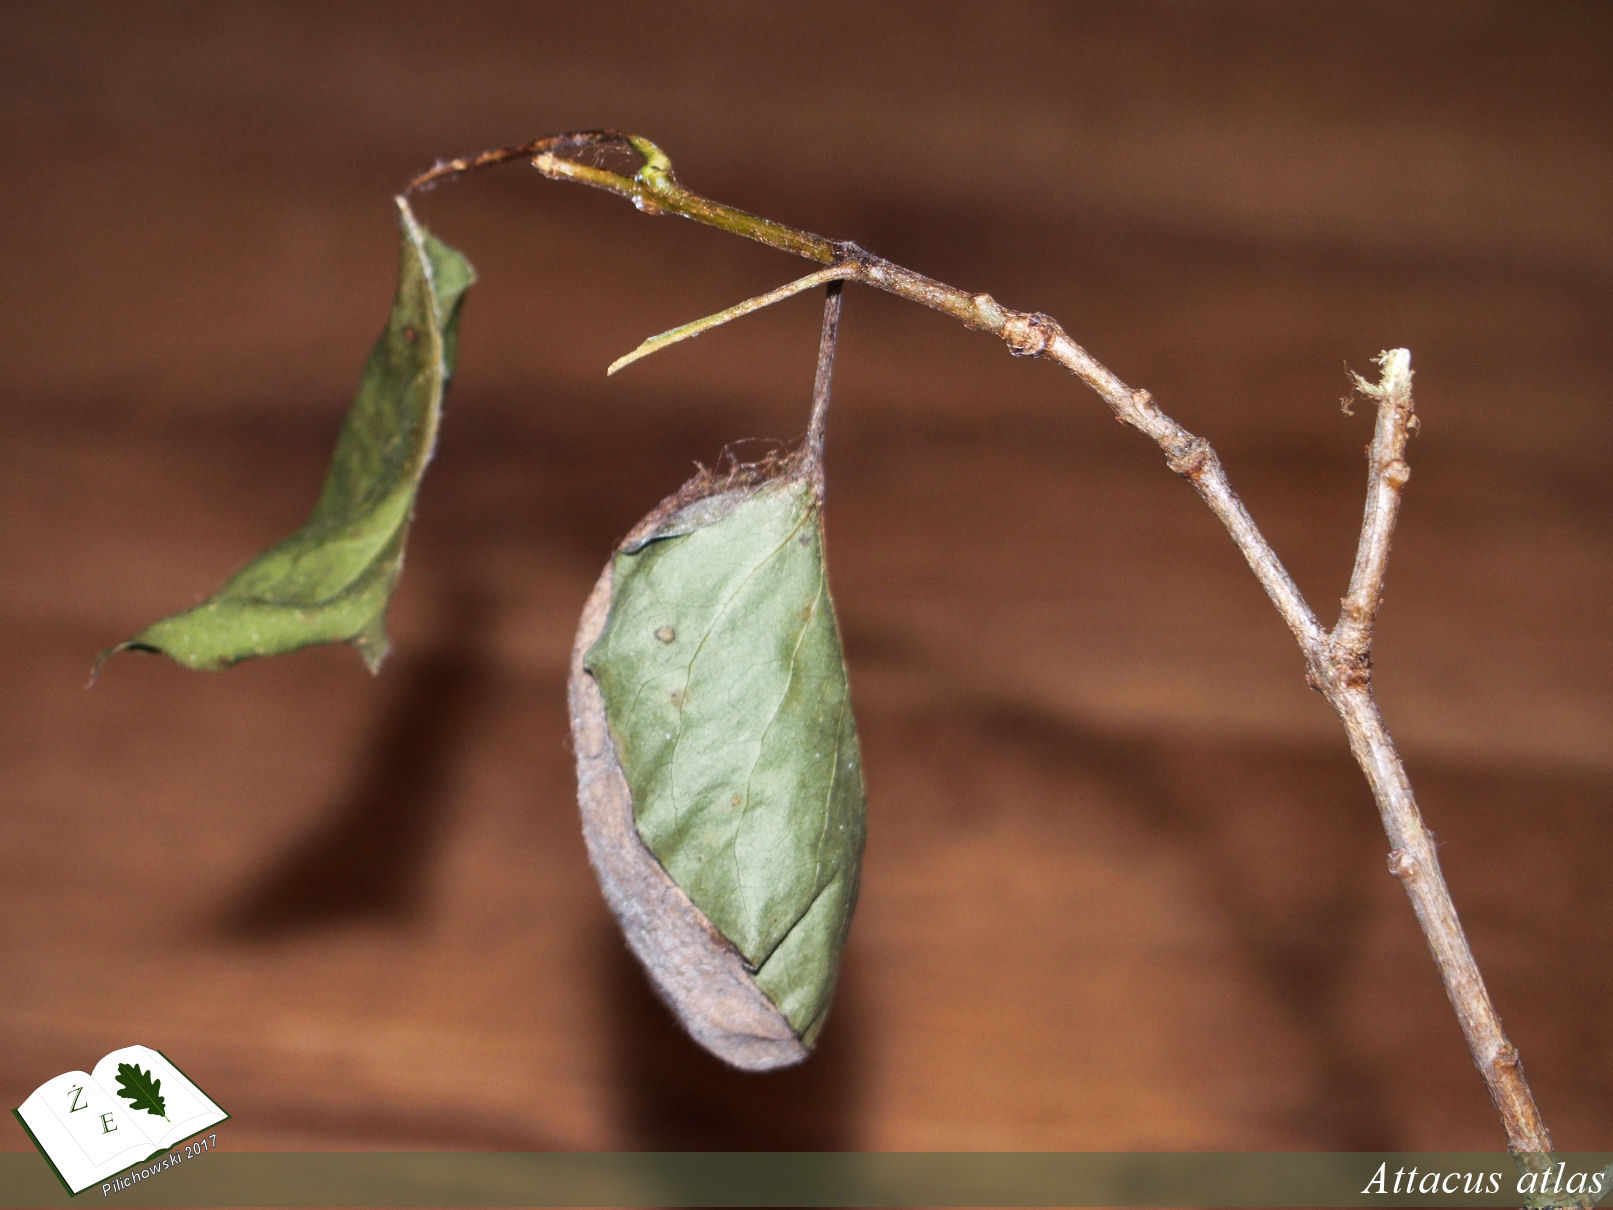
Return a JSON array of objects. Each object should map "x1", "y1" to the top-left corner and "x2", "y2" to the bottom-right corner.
[
  {"x1": 570, "y1": 459, "x2": 866, "y2": 1070},
  {"x1": 104, "y1": 197, "x2": 474, "y2": 673}
]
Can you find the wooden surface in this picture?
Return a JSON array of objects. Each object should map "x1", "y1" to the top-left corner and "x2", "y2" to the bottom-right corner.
[{"x1": 3, "y1": 2, "x2": 1610, "y2": 1155}]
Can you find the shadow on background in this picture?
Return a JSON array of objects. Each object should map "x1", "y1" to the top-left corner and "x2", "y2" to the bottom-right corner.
[
  {"x1": 601, "y1": 920, "x2": 868, "y2": 1150},
  {"x1": 979, "y1": 700, "x2": 1394, "y2": 1148},
  {"x1": 219, "y1": 590, "x2": 494, "y2": 939}
]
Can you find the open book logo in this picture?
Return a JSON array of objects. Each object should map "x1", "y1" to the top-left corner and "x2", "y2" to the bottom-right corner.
[{"x1": 13, "y1": 1044, "x2": 228, "y2": 1197}]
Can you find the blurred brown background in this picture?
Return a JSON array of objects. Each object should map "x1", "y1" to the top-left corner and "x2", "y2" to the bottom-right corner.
[{"x1": 3, "y1": 1, "x2": 1609, "y2": 1156}]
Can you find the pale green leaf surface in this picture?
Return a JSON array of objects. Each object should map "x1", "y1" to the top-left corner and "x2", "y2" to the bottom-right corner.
[
  {"x1": 108, "y1": 198, "x2": 474, "y2": 672},
  {"x1": 586, "y1": 476, "x2": 866, "y2": 1043}
]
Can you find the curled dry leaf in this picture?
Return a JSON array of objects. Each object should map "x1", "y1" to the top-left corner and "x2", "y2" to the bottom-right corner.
[
  {"x1": 103, "y1": 198, "x2": 474, "y2": 673},
  {"x1": 569, "y1": 455, "x2": 866, "y2": 1071}
]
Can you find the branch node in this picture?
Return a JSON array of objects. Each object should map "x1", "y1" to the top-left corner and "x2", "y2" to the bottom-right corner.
[
  {"x1": 1165, "y1": 437, "x2": 1211, "y2": 479},
  {"x1": 1118, "y1": 388, "x2": 1158, "y2": 428},
  {"x1": 967, "y1": 292, "x2": 1006, "y2": 333},
  {"x1": 970, "y1": 292, "x2": 1005, "y2": 329},
  {"x1": 629, "y1": 135, "x2": 677, "y2": 194},
  {"x1": 1384, "y1": 457, "x2": 1412, "y2": 488},
  {"x1": 1338, "y1": 648, "x2": 1372, "y2": 688},
  {"x1": 1387, "y1": 849, "x2": 1418, "y2": 881},
  {"x1": 1002, "y1": 310, "x2": 1055, "y2": 357}
]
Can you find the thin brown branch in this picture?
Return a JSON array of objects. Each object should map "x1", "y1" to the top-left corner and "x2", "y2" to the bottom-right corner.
[
  {"x1": 410, "y1": 132, "x2": 1568, "y2": 1174},
  {"x1": 805, "y1": 281, "x2": 844, "y2": 475},
  {"x1": 1318, "y1": 357, "x2": 1562, "y2": 1181},
  {"x1": 1334, "y1": 350, "x2": 1418, "y2": 661},
  {"x1": 406, "y1": 131, "x2": 629, "y2": 194},
  {"x1": 1317, "y1": 353, "x2": 1549, "y2": 1150}
]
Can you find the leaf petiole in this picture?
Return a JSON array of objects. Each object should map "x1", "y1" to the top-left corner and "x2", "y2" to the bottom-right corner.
[{"x1": 607, "y1": 265, "x2": 855, "y2": 376}]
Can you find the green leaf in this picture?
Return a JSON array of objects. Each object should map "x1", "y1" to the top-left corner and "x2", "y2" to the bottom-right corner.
[
  {"x1": 113, "y1": 1063, "x2": 167, "y2": 1120},
  {"x1": 571, "y1": 462, "x2": 866, "y2": 1069},
  {"x1": 105, "y1": 197, "x2": 474, "y2": 673}
]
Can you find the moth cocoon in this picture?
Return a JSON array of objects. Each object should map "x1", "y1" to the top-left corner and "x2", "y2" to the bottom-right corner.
[{"x1": 569, "y1": 458, "x2": 866, "y2": 1071}]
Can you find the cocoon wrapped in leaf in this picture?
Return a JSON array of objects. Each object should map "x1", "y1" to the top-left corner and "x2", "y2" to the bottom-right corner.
[{"x1": 569, "y1": 457, "x2": 866, "y2": 1071}]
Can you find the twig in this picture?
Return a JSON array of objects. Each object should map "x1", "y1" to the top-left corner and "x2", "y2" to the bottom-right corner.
[
  {"x1": 1335, "y1": 351, "x2": 1417, "y2": 663},
  {"x1": 608, "y1": 265, "x2": 853, "y2": 376},
  {"x1": 409, "y1": 133, "x2": 1566, "y2": 1172},
  {"x1": 1322, "y1": 357, "x2": 1555, "y2": 1165},
  {"x1": 805, "y1": 280, "x2": 844, "y2": 475}
]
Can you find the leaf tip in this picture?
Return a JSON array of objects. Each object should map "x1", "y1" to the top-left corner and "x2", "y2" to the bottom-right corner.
[
  {"x1": 87, "y1": 640, "x2": 155, "y2": 686},
  {"x1": 86, "y1": 647, "x2": 116, "y2": 688}
]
